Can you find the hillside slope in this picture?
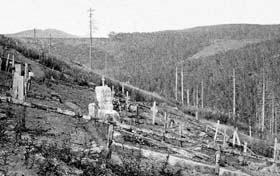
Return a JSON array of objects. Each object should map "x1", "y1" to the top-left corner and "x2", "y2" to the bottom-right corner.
[
  {"x1": 5, "y1": 29, "x2": 79, "y2": 38},
  {"x1": 14, "y1": 24, "x2": 280, "y2": 136}
]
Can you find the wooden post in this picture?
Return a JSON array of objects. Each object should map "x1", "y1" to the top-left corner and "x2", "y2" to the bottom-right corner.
[
  {"x1": 12, "y1": 55, "x2": 15, "y2": 68},
  {"x1": 214, "y1": 120, "x2": 220, "y2": 142},
  {"x1": 24, "y1": 63, "x2": 28, "y2": 79},
  {"x1": 181, "y1": 67, "x2": 184, "y2": 105},
  {"x1": 201, "y1": 81, "x2": 204, "y2": 108},
  {"x1": 163, "y1": 112, "x2": 167, "y2": 141},
  {"x1": 175, "y1": 66, "x2": 178, "y2": 101},
  {"x1": 179, "y1": 123, "x2": 183, "y2": 147},
  {"x1": 249, "y1": 126, "x2": 252, "y2": 137},
  {"x1": 107, "y1": 124, "x2": 114, "y2": 159},
  {"x1": 151, "y1": 101, "x2": 158, "y2": 125},
  {"x1": 223, "y1": 128, "x2": 227, "y2": 147},
  {"x1": 122, "y1": 83, "x2": 124, "y2": 95},
  {"x1": 275, "y1": 107, "x2": 278, "y2": 135},
  {"x1": 125, "y1": 91, "x2": 129, "y2": 114},
  {"x1": 136, "y1": 105, "x2": 139, "y2": 117},
  {"x1": 233, "y1": 69, "x2": 236, "y2": 121},
  {"x1": 195, "y1": 111, "x2": 199, "y2": 121},
  {"x1": 102, "y1": 76, "x2": 105, "y2": 86},
  {"x1": 5, "y1": 54, "x2": 10, "y2": 71},
  {"x1": 111, "y1": 86, "x2": 115, "y2": 97},
  {"x1": 196, "y1": 85, "x2": 199, "y2": 108},
  {"x1": 164, "y1": 112, "x2": 167, "y2": 133},
  {"x1": 261, "y1": 68, "x2": 265, "y2": 132},
  {"x1": 186, "y1": 89, "x2": 190, "y2": 106},
  {"x1": 244, "y1": 142, "x2": 247, "y2": 153},
  {"x1": 274, "y1": 137, "x2": 278, "y2": 163}
]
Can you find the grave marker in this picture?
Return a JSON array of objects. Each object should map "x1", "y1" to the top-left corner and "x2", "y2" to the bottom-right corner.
[
  {"x1": 102, "y1": 76, "x2": 105, "y2": 86},
  {"x1": 214, "y1": 120, "x2": 220, "y2": 142},
  {"x1": 274, "y1": 137, "x2": 278, "y2": 163},
  {"x1": 151, "y1": 101, "x2": 158, "y2": 125},
  {"x1": 233, "y1": 127, "x2": 241, "y2": 147},
  {"x1": 244, "y1": 142, "x2": 247, "y2": 153}
]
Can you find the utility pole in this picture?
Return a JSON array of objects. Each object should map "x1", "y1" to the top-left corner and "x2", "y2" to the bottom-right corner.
[
  {"x1": 233, "y1": 69, "x2": 236, "y2": 121},
  {"x1": 89, "y1": 8, "x2": 94, "y2": 70},
  {"x1": 34, "y1": 28, "x2": 36, "y2": 39},
  {"x1": 181, "y1": 66, "x2": 184, "y2": 105}
]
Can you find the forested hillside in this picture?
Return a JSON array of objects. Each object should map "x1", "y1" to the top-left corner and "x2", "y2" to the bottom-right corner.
[{"x1": 14, "y1": 24, "x2": 280, "y2": 134}]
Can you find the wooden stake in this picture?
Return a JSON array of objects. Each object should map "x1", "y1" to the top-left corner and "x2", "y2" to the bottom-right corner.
[
  {"x1": 244, "y1": 142, "x2": 247, "y2": 153},
  {"x1": 214, "y1": 120, "x2": 220, "y2": 143},
  {"x1": 223, "y1": 128, "x2": 227, "y2": 147},
  {"x1": 196, "y1": 85, "x2": 199, "y2": 108},
  {"x1": 274, "y1": 137, "x2": 278, "y2": 163},
  {"x1": 122, "y1": 83, "x2": 124, "y2": 95},
  {"x1": 102, "y1": 76, "x2": 105, "y2": 86},
  {"x1": 164, "y1": 112, "x2": 167, "y2": 134},
  {"x1": 179, "y1": 123, "x2": 183, "y2": 147},
  {"x1": 275, "y1": 107, "x2": 278, "y2": 135},
  {"x1": 249, "y1": 126, "x2": 252, "y2": 137},
  {"x1": 195, "y1": 111, "x2": 199, "y2": 121},
  {"x1": 125, "y1": 91, "x2": 129, "y2": 113},
  {"x1": 233, "y1": 69, "x2": 236, "y2": 121},
  {"x1": 5, "y1": 54, "x2": 10, "y2": 71},
  {"x1": 107, "y1": 124, "x2": 114, "y2": 159}
]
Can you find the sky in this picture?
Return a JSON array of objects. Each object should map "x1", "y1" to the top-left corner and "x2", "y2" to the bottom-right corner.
[{"x1": 1, "y1": 0, "x2": 280, "y2": 37}]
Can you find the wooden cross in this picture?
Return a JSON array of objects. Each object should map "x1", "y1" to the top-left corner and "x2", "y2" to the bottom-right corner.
[{"x1": 151, "y1": 101, "x2": 158, "y2": 125}]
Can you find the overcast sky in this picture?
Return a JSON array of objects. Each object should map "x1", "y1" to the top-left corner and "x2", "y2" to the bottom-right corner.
[{"x1": 1, "y1": 0, "x2": 280, "y2": 37}]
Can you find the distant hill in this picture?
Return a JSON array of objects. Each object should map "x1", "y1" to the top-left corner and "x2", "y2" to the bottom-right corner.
[{"x1": 5, "y1": 29, "x2": 80, "y2": 38}]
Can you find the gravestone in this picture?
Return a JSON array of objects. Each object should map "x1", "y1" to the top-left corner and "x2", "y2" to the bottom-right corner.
[
  {"x1": 95, "y1": 86, "x2": 119, "y2": 122},
  {"x1": 15, "y1": 64, "x2": 22, "y2": 75},
  {"x1": 12, "y1": 74, "x2": 25, "y2": 101},
  {"x1": 95, "y1": 86, "x2": 113, "y2": 111},
  {"x1": 88, "y1": 103, "x2": 96, "y2": 118}
]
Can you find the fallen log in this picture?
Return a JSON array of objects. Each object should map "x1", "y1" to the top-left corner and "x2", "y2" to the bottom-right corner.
[
  {"x1": 113, "y1": 141, "x2": 251, "y2": 176},
  {"x1": 0, "y1": 95, "x2": 75, "y2": 117}
]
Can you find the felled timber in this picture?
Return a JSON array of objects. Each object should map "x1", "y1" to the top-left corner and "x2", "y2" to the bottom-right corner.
[
  {"x1": 113, "y1": 141, "x2": 251, "y2": 176},
  {"x1": 118, "y1": 128, "x2": 210, "y2": 161},
  {"x1": 0, "y1": 95, "x2": 75, "y2": 116}
]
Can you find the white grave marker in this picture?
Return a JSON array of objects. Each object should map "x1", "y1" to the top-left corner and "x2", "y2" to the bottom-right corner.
[
  {"x1": 214, "y1": 120, "x2": 220, "y2": 142},
  {"x1": 151, "y1": 101, "x2": 158, "y2": 125}
]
